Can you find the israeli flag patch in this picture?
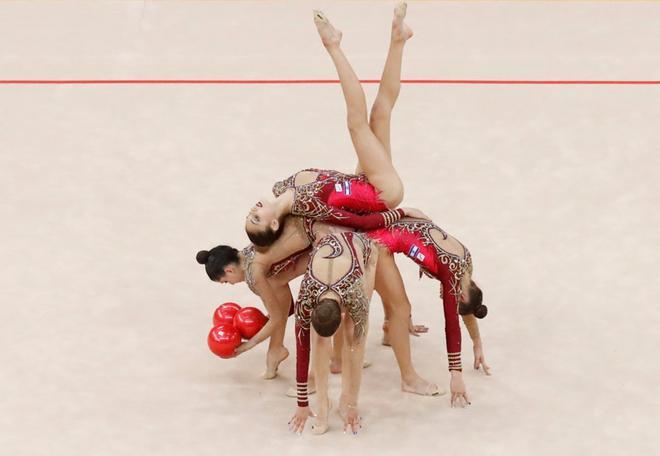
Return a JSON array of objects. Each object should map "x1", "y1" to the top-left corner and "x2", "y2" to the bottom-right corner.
[
  {"x1": 343, "y1": 181, "x2": 352, "y2": 196},
  {"x1": 408, "y1": 245, "x2": 420, "y2": 258}
]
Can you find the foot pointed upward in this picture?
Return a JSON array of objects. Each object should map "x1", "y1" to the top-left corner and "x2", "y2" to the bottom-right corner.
[
  {"x1": 313, "y1": 10, "x2": 343, "y2": 48},
  {"x1": 392, "y1": 2, "x2": 413, "y2": 43}
]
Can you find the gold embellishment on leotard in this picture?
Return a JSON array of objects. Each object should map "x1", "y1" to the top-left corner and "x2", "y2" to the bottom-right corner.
[
  {"x1": 273, "y1": 168, "x2": 369, "y2": 222},
  {"x1": 271, "y1": 173, "x2": 298, "y2": 197},
  {"x1": 302, "y1": 217, "x2": 317, "y2": 244},
  {"x1": 241, "y1": 245, "x2": 258, "y2": 294},
  {"x1": 291, "y1": 179, "x2": 337, "y2": 219},
  {"x1": 448, "y1": 352, "x2": 462, "y2": 371},
  {"x1": 389, "y1": 220, "x2": 472, "y2": 292},
  {"x1": 295, "y1": 232, "x2": 372, "y2": 343}
]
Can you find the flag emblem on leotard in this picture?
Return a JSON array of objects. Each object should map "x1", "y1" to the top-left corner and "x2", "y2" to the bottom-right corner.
[
  {"x1": 343, "y1": 181, "x2": 351, "y2": 196},
  {"x1": 408, "y1": 245, "x2": 420, "y2": 258}
]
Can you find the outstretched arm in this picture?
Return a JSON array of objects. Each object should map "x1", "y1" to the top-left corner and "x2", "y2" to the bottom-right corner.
[
  {"x1": 320, "y1": 207, "x2": 427, "y2": 231},
  {"x1": 235, "y1": 265, "x2": 289, "y2": 354},
  {"x1": 289, "y1": 304, "x2": 313, "y2": 434},
  {"x1": 462, "y1": 314, "x2": 491, "y2": 375}
]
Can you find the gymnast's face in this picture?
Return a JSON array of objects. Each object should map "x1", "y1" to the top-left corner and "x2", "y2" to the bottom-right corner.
[
  {"x1": 217, "y1": 264, "x2": 244, "y2": 285},
  {"x1": 245, "y1": 199, "x2": 278, "y2": 235}
]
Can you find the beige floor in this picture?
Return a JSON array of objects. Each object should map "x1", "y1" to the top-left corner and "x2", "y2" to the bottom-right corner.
[{"x1": 1, "y1": 1, "x2": 659, "y2": 455}]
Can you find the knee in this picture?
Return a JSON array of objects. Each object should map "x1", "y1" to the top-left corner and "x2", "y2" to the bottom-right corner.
[
  {"x1": 370, "y1": 100, "x2": 392, "y2": 122},
  {"x1": 346, "y1": 113, "x2": 369, "y2": 132},
  {"x1": 380, "y1": 181, "x2": 404, "y2": 208}
]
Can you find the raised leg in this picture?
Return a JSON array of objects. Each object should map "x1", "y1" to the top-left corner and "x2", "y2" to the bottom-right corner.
[
  {"x1": 314, "y1": 11, "x2": 404, "y2": 208},
  {"x1": 367, "y1": 1, "x2": 413, "y2": 164}
]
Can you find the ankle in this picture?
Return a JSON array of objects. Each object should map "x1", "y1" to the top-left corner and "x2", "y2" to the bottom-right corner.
[{"x1": 401, "y1": 372, "x2": 421, "y2": 385}]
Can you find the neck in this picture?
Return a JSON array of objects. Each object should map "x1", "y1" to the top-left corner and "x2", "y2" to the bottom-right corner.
[{"x1": 273, "y1": 189, "x2": 294, "y2": 218}]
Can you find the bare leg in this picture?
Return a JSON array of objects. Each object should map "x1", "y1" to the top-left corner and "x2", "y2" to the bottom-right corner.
[
  {"x1": 356, "y1": 1, "x2": 414, "y2": 173},
  {"x1": 366, "y1": 1, "x2": 413, "y2": 165},
  {"x1": 374, "y1": 251, "x2": 444, "y2": 396},
  {"x1": 330, "y1": 324, "x2": 344, "y2": 374},
  {"x1": 264, "y1": 324, "x2": 289, "y2": 379},
  {"x1": 311, "y1": 329, "x2": 332, "y2": 434},
  {"x1": 314, "y1": 11, "x2": 404, "y2": 207},
  {"x1": 264, "y1": 289, "x2": 293, "y2": 379}
]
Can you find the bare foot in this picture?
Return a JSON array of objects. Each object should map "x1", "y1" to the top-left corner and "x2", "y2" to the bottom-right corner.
[
  {"x1": 401, "y1": 375, "x2": 446, "y2": 396},
  {"x1": 392, "y1": 2, "x2": 413, "y2": 43},
  {"x1": 311, "y1": 399, "x2": 332, "y2": 435},
  {"x1": 313, "y1": 10, "x2": 342, "y2": 48},
  {"x1": 263, "y1": 346, "x2": 289, "y2": 379}
]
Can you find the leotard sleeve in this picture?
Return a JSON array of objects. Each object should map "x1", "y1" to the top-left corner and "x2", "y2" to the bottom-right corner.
[
  {"x1": 318, "y1": 207, "x2": 406, "y2": 231},
  {"x1": 441, "y1": 286, "x2": 462, "y2": 371},
  {"x1": 295, "y1": 308, "x2": 311, "y2": 407}
]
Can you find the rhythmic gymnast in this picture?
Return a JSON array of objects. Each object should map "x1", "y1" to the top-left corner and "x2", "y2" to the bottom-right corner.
[
  {"x1": 288, "y1": 231, "x2": 378, "y2": 435},
  {"x1": 243, "y1": 7, "x2": 424, "y2": 249}
]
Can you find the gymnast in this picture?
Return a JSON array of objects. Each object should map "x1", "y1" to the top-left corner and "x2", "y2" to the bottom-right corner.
[{"x1": 289, "y1": 231, "x2": 378, "y2": 435}]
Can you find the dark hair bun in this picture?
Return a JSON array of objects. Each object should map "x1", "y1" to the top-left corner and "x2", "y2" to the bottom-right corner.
[
  {"x1": 474, "y1": 304, "x2": 488, "y2": 319},
  {"x1": 196, "y1": 250, "x2": 210, "y2": 265}
]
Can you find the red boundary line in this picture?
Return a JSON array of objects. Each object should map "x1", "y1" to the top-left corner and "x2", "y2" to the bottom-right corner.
[{"x1": 1, "y1": 79, "x2": 659, "y2": 85}]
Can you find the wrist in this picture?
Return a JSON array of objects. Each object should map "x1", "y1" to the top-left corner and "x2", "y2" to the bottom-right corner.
[
  {"x1": 473, "y1": 338, "x2": 483, "y2": 348},
  {"x1": 450, "y1": 370, "x2": 463, "y2": 377}
]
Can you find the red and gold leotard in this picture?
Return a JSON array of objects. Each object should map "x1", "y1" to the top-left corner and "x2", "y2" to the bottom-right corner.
[
  {"x1": 294, "y1": 231, "x2": 373, "y2": 407},
  {"x1": 241, "y1": 244, "x2": 312, "y2": 294},
  {"x1": 272, "y1": 168, "x2": 403, "y2": 230},
  {"x1": 367, "y1": 219, "x2": 472, "y2": 372}
]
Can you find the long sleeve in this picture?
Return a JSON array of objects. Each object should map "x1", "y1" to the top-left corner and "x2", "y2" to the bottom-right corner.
[
  {"x1": 440, "y1": 281, "x2": 462, "y2": 371},
  {"x1": 319, "y1": 207, "x2": 405, "y2": 231},
  {"x1": 295, "y1": 316, "x2": 311, "y2": 407}
]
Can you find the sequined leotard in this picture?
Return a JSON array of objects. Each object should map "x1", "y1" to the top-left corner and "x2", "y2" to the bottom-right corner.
[
  {"x1": 297, "y1": 217, "x2": 472, "y2": 373},
  {"x1": 272, "y1": 168, "x2": 404, "y2": 230},
  {"x1": 294, "y1": 231, "x2": 373, "y2": 407},
  {"x1": 367, "y1": 220, "x2": 473, "y2": 372}
]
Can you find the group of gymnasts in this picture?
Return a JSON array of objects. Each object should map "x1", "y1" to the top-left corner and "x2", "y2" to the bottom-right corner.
[{"x1": 196, "y1": 4, "x2": 490, "y2": 435}]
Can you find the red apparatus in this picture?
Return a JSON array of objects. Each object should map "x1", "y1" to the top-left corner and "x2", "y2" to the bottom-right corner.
[
  {"x1": 213, "y1": 302, "x2": 242, "y2": 326},
  {"x1": 207, "y1": 324, "x2": 241, "y2": 358},
  {"x1": 233, "y1": 307, "x2": 268, "y2": 339}
]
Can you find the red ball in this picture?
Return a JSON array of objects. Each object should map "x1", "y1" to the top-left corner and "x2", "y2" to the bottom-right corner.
[
  {"x1": 233, "y1": 307, "x2": 268, "y2": 339},
  {"x1": 212, "y1": 302, "x2": 242, "y2": 326},
  {"x1": 207, "y1": 324, "x2": 241, "y2": 358}
]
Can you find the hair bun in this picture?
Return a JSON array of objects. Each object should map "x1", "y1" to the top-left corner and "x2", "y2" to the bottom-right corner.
[
  {"x1": 196, "y1": 250, "x2": 211, "y2": 265},
  {"x1": 474, "y1": 305, "x2": 488, "y2": 319}
]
